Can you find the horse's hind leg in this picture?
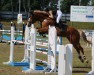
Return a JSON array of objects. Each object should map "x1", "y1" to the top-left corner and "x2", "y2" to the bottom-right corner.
[
  {"x1": 67, "y1": 34, "x2": 88, "y2": 63},
  {"x1": 73, "y1": 43, "x2": 88, "y2": 63},
  {"x1": 77, "y1": 44, "x2": 88, "y2": 63}
]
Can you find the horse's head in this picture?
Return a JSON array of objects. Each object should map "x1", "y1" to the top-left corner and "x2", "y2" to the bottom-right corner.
[
  {"x1": 27, "y1": 10, "x2": 50, "y2": 26},
  {"x1": 27, "y1": 10, "x2": 57, "y2": 28}
]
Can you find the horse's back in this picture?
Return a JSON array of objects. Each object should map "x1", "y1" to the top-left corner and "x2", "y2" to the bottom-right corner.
[
  {"x1": 66, "y1": 25, "x2": 80, "y2": 38},
  {"x1": 60, "y1": 23, "x2": 78, "y2": 33}
]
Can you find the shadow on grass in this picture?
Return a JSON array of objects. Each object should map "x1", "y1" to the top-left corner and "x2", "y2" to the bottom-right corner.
[
  {"x1": 73, "y1": 66, "x2": 91, "y2": 68},
  {"x1": 73, "y1": 66, "x2": 91, "y2": 73},
  {"x1": 73, "y1": 70, "x2": 88, "y2": 73}
]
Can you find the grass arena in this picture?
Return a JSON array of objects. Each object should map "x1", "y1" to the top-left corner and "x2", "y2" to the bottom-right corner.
[{"x1": 0, "y1": 21, "x2": 93, "y2": 75}]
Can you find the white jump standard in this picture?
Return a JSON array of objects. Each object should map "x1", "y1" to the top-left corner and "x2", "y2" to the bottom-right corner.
[
  {"x1": 3, "y1": 23, "x2": 73, "y2": 74},
  {"x1": 87, "y1": 32, "x2": 94, "y2": 75},
  {"x1": 44, "y1": 26, "x2": 57, "y2": 73},
  {"x1": 3, "y1": 24, "x2": 29, "y2": 66},
  {"x1": 22, "y1": 26, "x2": 58, "y2": 73},
  {"x1": 22, "y1": 25, "x2": 46, "y2": 73},
  {"x1": 23, "y1": 25, "x2": 73, "y2": 74},
  {"x1": 58, "y1": 44, "x2": 73, "y2": 75}
]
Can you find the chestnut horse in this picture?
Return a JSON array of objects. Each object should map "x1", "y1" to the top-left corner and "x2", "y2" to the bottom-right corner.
[{"x1": 28, "y1": 10, "x2": 88, "y2": 63}]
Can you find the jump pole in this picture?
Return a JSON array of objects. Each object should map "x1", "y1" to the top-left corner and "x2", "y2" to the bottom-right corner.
[
  {"x1": 26, "y1": 24, "x2": 37, "y2": 70},
  {"x1": 23, "y1": 25, "x2": 57, "y2": 73},
  {"x1": 45, "y1": 26, "x2": 57, "y2": 73},
  {"x1": 22, "y1": 24, "x2": 30, "y2": 62},
  {"x1": 22, "y1": 24, "x2": 45, "y2": 73},
  {"x1": 3, "y1": 22, "x2": 15, "y2": 64}
]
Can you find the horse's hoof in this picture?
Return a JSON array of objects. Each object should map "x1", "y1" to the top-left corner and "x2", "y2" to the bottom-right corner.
[
  {"x1": 85, "y1": 60, "x2": 89, "y2": 63},
  {"x1": 81, "y1": 59, "x2": 84, "y2": 63},
  {"x1": 78, "y1": 56, "x2": 84, "y2": 63}
]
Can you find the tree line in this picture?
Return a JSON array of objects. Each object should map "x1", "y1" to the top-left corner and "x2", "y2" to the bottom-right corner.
[{"x1": 0, "y1": 0, "x2": 93, "y2": 13}]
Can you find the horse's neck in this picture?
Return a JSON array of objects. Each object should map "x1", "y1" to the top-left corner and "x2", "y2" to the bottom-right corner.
[
  {"x1": 34, "y1": 11, "x2": 49, "y2": 18},
  {"x1": 34, "y1": 10, "x2": 49, "y2": 15}
]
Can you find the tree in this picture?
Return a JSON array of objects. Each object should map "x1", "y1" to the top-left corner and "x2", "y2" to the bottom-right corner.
[
  {"x1": 0, "y1": 0, "x2": 11, "y2": 11},
  {"x1": 61, "y1": 0, "x2": 79, "y2": 13},
  {"x1": 23, "y1": 0, "x2": 27, "y2": 12},
  {"x1": 81, "y1": 0, "x2": 90, "y2": 5},
  {"x1": 31, "y1": 0, "x2": 41, "y2": 10},
  {"x1": 90, "y1": 0, "x2": 94, "y2": 5},
  {"x1": 61, "y1": 0, "x2": 90, "y2": 13},
  {"x1": 0, "y1": 0, "x2": 92, "y2": 13}
]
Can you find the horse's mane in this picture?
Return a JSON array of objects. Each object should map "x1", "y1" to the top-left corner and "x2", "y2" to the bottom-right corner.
[{"x1": 33, "y1": 10, "x2": 49, "y2": 18}]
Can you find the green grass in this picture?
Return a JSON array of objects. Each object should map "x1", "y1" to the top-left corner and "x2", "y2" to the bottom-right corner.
[
  {"x1": 67, "y1": 21, "x2": 94, "y2": 29},
  {"x1": 0, "y1": 20, "x2": 93, "y2": 75},
  {"x1": 0, "y1": 37, "x2": 92, "y2": 75}
]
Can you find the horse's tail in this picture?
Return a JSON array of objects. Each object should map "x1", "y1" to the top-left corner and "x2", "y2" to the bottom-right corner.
[{"x1": 81, "y1": 31, "x2": 92, "y2": 44}]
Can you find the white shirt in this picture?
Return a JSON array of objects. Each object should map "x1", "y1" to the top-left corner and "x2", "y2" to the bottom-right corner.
[
  {"x1": 57, "y1": 10, "x2": 63, "y2": 16},
  {"x1": 56, "y1": 10, "x2": 63, "y2": 23}
]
